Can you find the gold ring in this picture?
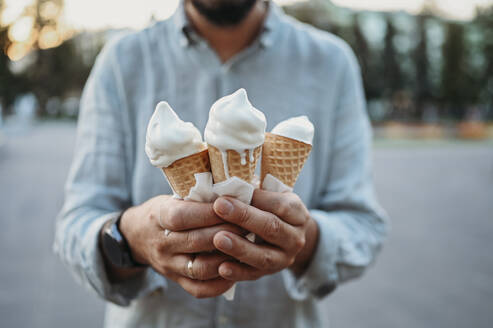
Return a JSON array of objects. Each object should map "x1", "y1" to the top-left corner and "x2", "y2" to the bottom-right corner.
[{"x1": 187, "y1": 259, "x2": 195, "y2": 279}]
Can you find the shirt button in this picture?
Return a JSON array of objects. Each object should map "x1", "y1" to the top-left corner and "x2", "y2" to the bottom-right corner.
[{"x1": 218, "y1": 315, "x2": 228, "y2": 325}]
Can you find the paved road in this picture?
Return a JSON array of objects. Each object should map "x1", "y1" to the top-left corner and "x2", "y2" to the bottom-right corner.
[{"x1": 1, "y1": 122, "x2": 492, "y2": 328}]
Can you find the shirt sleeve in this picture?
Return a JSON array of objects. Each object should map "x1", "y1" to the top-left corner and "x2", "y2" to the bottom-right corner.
[
  {"x1": 282, "y1": 44, "x2": 389, "y2": 301},
  {"x1": 52, "y1": 39, "x2": 167, "y2": 306}
]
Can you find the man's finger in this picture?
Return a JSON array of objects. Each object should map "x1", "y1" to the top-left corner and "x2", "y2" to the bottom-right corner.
[
  {"x1": 159, "y1": 199, "x2": 223, "y2": 231},
  {"x1": 176, "y1": 276, "x2": 235, "y2": 299},
  {"x1": 251, "y1": 189, "x2": 309, "y2": 226},
  {"x1": 213, "y1": 197, "x2": 299, "y2": 250},
  {"x1": 213, "y1": 231, "x2": 288, "y2": 272},
  {"x1": 165, "y1": 224, "x2": 244, "y2": 253},
  {"x1": 218, "y1": 261, "x2": 264, "y2": 281},
  {"x1": 166, "y1": 253, "x2": 230, "y2": 280},
  {"x1": 191, "y1": 253, "x2": 232, "y2": 280}
]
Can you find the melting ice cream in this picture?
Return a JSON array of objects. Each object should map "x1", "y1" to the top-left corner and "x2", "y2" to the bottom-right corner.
[{"x1": 204, "y1": 89, "x2": 266, "y2": 177}]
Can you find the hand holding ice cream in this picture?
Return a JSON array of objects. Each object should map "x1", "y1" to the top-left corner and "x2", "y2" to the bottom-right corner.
[{"x1": 144, "y1": 90, "x2": 314, "y2": 302}]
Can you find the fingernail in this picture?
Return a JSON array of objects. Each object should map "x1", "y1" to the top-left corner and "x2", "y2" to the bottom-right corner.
[
  {"x1": 218, "y1": 235, "x2": 232, "y2": 250},
  {"x1": 215, "y1": 198, "x2": 233, "y2": 215},
  {"x1": 222, "y1": 267, "x2": 232, "y2": 277}
]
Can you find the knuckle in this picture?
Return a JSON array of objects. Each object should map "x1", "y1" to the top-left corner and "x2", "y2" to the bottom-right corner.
[
  {"x1": 185, "y1": 231, "x2": 199, "y2": 250},
  {"x1": 156, "y1": 242, "x2": 167, "y2": 255},
  {"x1": 149, "y1": 210, "x2": 160, "y2": 226},
  {"x1": 166, "y1": 206, "x2": 183, "y2": 230},
  {"x1": 287, "y1": 194, "x2": 303, "y2": 213},
  {"x1": 237, "y1": 205, "x2": 251, "y2": 225},
  {"x1": 260, "y1": 252, "x2": 276, "y2": 270},
  {"x1": 295, "y1": 235, "x2": 306, "y2": 251},
  {"x1": 277, "y1": 196, "x2": 298, "y2": 219},
  {"x1": 277, "y1": 200, "x2": 290, "y2": 219},
  {"x1": 263, "y1": 219, "x2": 281, "y2": 240}
]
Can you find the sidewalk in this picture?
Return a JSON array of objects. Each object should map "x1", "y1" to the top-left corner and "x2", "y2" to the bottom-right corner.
[{"x1": 1, "y1": 123, "x2": 492, "y2": 328}]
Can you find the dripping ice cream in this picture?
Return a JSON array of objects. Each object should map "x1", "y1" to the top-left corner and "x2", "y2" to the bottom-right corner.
[{"x1": 205, "y1": 88, "x2": 266, "y2": 183}]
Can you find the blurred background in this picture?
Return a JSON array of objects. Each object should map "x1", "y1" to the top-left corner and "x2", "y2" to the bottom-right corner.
[{"x1": 0, "y1": 0, "x2": 492, "y2": 327}]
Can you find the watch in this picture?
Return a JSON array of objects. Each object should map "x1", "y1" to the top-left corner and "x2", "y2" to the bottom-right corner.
[{"x1": 100, "y1": 215, "x2": 146, "y2": 268}]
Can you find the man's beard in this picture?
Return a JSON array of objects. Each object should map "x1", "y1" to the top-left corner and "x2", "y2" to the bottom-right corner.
[{"x1": 190, "y1": 0, "x2": 258, "y2": 27}]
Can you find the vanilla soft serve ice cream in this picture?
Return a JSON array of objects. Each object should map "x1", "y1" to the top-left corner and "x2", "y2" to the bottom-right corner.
[
  {"x1": 204, "y1": 89, "x2": 266, "y2": 182},
  {"x1": 205, "y1": 88, "x2": 266, "y2": 155},
  {"x1": 271, "y1": 115, "x2": 314, "y2": 145},
  {"x1": 145, "y1": 101, "x2": 206, "y2": 168}
]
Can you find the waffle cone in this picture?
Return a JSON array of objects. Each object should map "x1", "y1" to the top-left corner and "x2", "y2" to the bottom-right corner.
[
  {"x1": 163, "y1": 149, "x2": 211, "y2": 198},
  {"x1": 208, "y1": 145, "x2": 262, "y2": 184},
  {"x1": 261, "y1": 132, "x2": 312, "y2": 188}
]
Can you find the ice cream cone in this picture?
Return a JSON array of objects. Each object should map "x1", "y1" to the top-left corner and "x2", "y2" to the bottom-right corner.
[
  {"x1": 208, "y1": 145, "x2": 262, "y2": 184},
  {"x1": 261, "y1": 132, "x2": 312, "y2": 188},
  {"x1": 163, "y1": 149, "x2": 211, "y2": 198}
]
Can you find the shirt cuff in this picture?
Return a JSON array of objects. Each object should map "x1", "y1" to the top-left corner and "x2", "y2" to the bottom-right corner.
[
  {"x1": 82, "y1": 212, "x2": 167, "y2": 306},
  {"x1": 282, "y1": 209, "x2": 339, "y2": 301}
]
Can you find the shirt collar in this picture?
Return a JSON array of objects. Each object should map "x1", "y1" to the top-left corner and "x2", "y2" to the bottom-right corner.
[{"x1": 171, "y1": 0, "x2": 283, "y2": 48}]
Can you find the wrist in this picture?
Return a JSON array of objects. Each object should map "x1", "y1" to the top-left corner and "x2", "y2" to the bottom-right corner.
[
  {"x1": 120, "y1": 206, "x2": 149, "y2": 266},
  {"x1": 290, "y1": 217, "x2": 319, "y2": 276}
]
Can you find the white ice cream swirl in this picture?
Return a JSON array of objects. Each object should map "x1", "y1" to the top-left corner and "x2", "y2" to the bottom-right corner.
[
  {"x1": 145, "y1": 101, "x2": 206, "y2": 168},
  {"x1": 204, "y1": 88, "x2": 266, "y2": 151},
  {"x1": 271, "y1": 115, "x2": 314, "y2": 145}
]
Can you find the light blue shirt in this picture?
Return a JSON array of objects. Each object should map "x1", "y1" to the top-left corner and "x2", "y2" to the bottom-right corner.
[{"x1": 54, "y1": 2, "x2": 388, "y2": 327}]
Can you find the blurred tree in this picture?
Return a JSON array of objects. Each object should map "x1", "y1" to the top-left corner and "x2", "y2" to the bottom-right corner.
[
  {"x1": 383, "y1": 16, "x2": 404, "y2": 92},
  {"x1": 26, "y1": 0, "x2": 66, "y2": 116},
  {"x1": 352, "y1": 13, "x2": 381, "y2": 100},
  {"x1": 413, "y1": 14, "x2": 432, "y2": 121},
  {"x1": 475, "y1": 6, "x2": 493, "y2": 119},
  {"x1": 382, "y1": 15, "x2": 405, "y2": 119},
  {"x1": 441, "y1": 22, "x2": 478, "y2": 120},
  {"x1": 0, "y1": 0, "x2": 27, "y2": 115}
]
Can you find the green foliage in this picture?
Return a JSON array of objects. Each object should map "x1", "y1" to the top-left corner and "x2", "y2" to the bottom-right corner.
[
  {"x1": 1, "y1": 0, "x2": 493, "y2": 122},
  {"x1": 440, "y1": 22, "x2": 479, "y2": 119},
  {"x1": 413, "y1": 14, "x2": 432, "y2": 119},
  {"x1": 475, "y1": 6, "x2": 493, "y2": 119},
  {"x1": 383, "y1": 15, "x2": 404, "y2": 95},
  {"x1": 284, "y1": 1, "x2": 493, "y2": 122}
]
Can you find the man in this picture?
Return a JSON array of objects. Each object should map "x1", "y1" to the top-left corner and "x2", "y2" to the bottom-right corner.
[{"x1": 54, "y1": 0, "x2": 388, "y2": 327}]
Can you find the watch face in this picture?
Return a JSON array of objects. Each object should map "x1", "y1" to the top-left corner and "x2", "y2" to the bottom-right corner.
[
  {"x1": 102, "y1": 230, "x2": 125, "y2": 267},
  {"x1": 101, "y1": 217, "x2": 142, "y2": 268}
]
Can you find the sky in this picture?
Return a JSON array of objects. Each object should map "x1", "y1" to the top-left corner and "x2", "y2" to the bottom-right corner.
[{"x1": 3, "y1": 0, "x2": 493, "y2": 31}]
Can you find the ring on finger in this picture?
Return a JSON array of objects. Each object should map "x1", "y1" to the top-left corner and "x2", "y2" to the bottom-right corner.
[
  {"x1": 187, "y1": 256, "x2": 195, "y2": 279},
  {"x1": 164, "y1": 229, "x2": 171, "y2": 236}
]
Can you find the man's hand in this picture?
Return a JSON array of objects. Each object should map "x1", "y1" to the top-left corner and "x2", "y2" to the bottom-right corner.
[
  {"x1": 211, "y1": 189, "x2": 319, "y2": 281},
  {"x1": 118, "y1": 195, "x2": 242, "y2": 298}
]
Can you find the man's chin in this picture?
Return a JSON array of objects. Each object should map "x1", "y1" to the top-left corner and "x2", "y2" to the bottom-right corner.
[{"x1": 190, "y1": 0, "x2": 258, "y2": 27}]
